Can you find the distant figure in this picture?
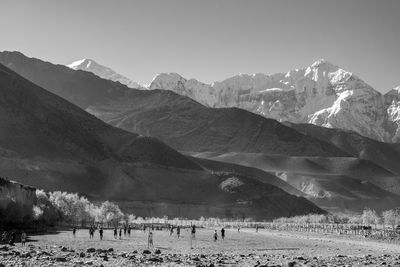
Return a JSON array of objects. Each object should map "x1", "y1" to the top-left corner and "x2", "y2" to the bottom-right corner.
[
  {"x1": 128, "y1": 226, "x2": 131, "y2": 237},
  {"x1": 119, "y1": 228, "x2": 122, "y2": 240},
  {"x1": 21, "y1": 231, "x2": 26, "y2": 246},
  {"x1": 1, "y1": 231, "x2": 7, "y2": 243},
  {"x1": 177, "y1": 226, "x2": 181, "y2": 238},
  {"x1": 143, "y1": 225, "x2": 146, "y2": 232},
  {"x1": 191, "y1": 225, "x2": 196, "y2": 239},
  {"x1": 256, "y1": 225, "x2": 258, "y2": 233},
  {"x1": 9, "y1": 231, "x2": 16, "y2": 246},
  {"x1": 148, "y1": 231, "x2": 154, "y2": 249},
  {"x1": 89, "y1": 227, "x2": 94, "y2": 239},
  {"x1": 99, "y1": 227, "x2": 103, "y2": 240},
  {"x1": 170, "y1": 227, "x2": 174, "y2": 236},
  {"x1": 124, "y1": 226, "x2": 127, "y2": 236},
  {"x1": 214, "y1": 230, "x2": 218, "y2": 242},
  {"x1": 72, "y1": 227, "x2": 76, "y2": 237},
  {"x1": 114, "y1": 227, "x2": 118, "y2": 239},
  {"x1": 221, "y1": 228, "x2": 225, "y2": 240},
  {"x1": 238, "y1": 226, "x2": 240, "y2": 233}
]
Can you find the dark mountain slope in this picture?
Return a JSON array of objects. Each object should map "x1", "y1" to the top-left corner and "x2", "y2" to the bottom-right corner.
[
  {"x1": 0, "y1": 62, "x2": 200, "y2": 169},
  {"x1": 0, "y1": 51, "x2": 348, "y2": 157},
  {"x1": 285, "y1": 122, "x2": 400, "y2": 176},
  {"x1": 0, "y1": 62, "x2": 323, "y2": 220},
  {"x1": 192, "y1": 152, "x2": 400, "y2": 212}
]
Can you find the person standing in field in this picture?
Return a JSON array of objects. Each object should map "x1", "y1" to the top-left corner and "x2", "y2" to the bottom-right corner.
[
  {"x1": 128, "y1": 225, "x2": 131, "y2": 237},
  {"x1": 191, "y1": 225, "x2": 196, "y2": 239},
  {"x1": 176, "y1": 226, "x2": 181, "y2": 238},
  {"x1": 21, "y1": 231, "x2": 26, "y2": 246},
  {"x1": 99, "y1": 227, "x2": 103, "y2": 240},
  {"x1": 213, "y1": 230, "x2": 218, "y2": 242},
  {"x1": 1, "y1": 231, "x2": 7, "y2": 243},
  {"x1": 238, "y1": 226, "x2": 240, "y2": 233},
  {"x1": 9, "y1": 231, "x2": 16, "y2": 246},
  {"x1": 114, "y1": 227, "x2": 118, "y2": 239},
  {"x1": 119, "y1": 228, "x2": 122, "y2": 240},
  {"x1": 148, "y1": 231, "x2": 154, "y2": 249},
  {"x1": 89, "y1": 227, "x2": 94, "y2": 239},
  {"x1": 221, "y1": 228, "x2": 225, "y2": 240},
  {"x1": 72, "y1": 227, "x2": 76, "y2": 237},
  {"x1": 124, "y1": 226, "x2": 127, "y2": 236},
  {"x1": 170, "y1": 226, "x2": 174, "y2": 236}
]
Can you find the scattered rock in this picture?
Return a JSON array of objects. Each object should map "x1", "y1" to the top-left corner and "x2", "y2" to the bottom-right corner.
[
  {"x1": 86, "y1": 248, "x2": 96, "y2": 253},
  {"x1": 155, "y1": 249, "x2": 161, "y2": 255},
  {"x1": 142, "y1": 249, "x2": 151, "y2": 254},
  {"x1": 148, "y1": 257, "x2": 163, "y2": 262},
  {"x1": 54, "y1": 256, "x2": 67, "y2": 262},
  {"x1": 79, "y1": 252, "x2": 85, "y2": 257}
]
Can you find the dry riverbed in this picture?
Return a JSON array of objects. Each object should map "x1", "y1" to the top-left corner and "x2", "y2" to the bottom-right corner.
[{"x1": 1, "y1": 228, "x2": 400, "y2": 266}]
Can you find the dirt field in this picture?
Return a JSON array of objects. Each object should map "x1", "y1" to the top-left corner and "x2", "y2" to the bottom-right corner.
[{"x1": 1, "y1": 228, "x2": 400, "y2": 266}]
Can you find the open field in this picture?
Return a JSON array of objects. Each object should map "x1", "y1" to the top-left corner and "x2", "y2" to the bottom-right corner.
[{"x1": 1, "y1": 228, "x2": 400, "y2": 266}]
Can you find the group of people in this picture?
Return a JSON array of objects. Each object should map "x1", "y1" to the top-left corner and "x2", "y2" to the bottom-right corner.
[
  {"x1": 214, "y1": 227, "x2": 225, "y2": 241},
  {"x1": 72, "y1": 225, "x2": 134, "y2": 240},
  {"x1": 1, "y1": 230, "x2": 26, "y2": 246},
  {"x1": 113, "y1": 225, "x2": 132, "y2": 239},
  {"x1": 70, "y1": 224, "x2": 231, "y2": 248}
]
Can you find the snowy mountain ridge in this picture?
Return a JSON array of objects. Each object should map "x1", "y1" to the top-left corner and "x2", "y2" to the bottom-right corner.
[
  {"x1": 67, "y1": 59, "x2": 144, "y2": 89},
  {"x1": 149, "y1": 59, "x2": 399, "y2": 142}
]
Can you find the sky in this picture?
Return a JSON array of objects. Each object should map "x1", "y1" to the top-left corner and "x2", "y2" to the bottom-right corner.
[{"x1": 0, "y1": 0, "x2": 399, "y2": 92}]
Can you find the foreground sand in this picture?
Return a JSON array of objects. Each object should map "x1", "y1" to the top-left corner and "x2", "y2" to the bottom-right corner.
[{"x1": 1, "y1": 228, "x2": 399, "y2": 266}]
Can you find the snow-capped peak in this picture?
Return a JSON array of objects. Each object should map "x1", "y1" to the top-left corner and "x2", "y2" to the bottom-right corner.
[
  {"x1": 67, "y1": 59, "x2": 91, "y2": 69},
  {"x1": 149, "y1": 59, "x2": 394, "y2": 142},
  {"x1": 310, "y1": 58, "x2": 337, "y2": 68},
  {"x1": 67, "y1": 59, "x2": 145, "y2": 89}
]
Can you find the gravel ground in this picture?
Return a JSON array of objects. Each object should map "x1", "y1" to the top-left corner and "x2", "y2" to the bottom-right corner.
[{"x1": 0, "y1": 228, "x2": 400, "y2": 266}]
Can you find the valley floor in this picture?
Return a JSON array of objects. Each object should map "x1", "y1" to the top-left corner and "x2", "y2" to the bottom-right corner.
[{"x1": 1, "y1": 228, "x2": 400, "y2": 266}]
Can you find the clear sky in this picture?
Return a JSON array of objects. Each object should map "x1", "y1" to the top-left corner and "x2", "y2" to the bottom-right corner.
[{"x1": 0, "y1": 0, "x2": 399, "y2": 92}]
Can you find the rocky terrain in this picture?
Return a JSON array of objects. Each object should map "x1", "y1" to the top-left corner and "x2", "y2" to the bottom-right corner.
[{"x1": 0, "y1": 228, "x2": 399, "y2": 266}]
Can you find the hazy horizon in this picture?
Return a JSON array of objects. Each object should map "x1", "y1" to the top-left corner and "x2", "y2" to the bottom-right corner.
[{"x1": 1, "y1": 0, "x2": 399, "y2": 92}]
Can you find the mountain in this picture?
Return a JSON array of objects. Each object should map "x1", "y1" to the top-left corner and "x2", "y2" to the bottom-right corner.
[
  {"x1": 191, "y1": 152, "x2": 400, "y2": 212},
  {"x1": 0, "y1": 62, "x2": 323, "y2": 220},
  {"x1": 385, "y1": 86, "x2": 400, "y2": 142},
  {"x1": 68, "y1": 58, "x2": 144, "y2": 89},
  {"x1": 0, "y1": 51, "x2": 346, "y2": 158},
  {"x1": 149, "y1": 60, "x2": 397, "y2": 142},
  {"x1": 1, "y1": 51, "x2": 399, "y2": 212}
]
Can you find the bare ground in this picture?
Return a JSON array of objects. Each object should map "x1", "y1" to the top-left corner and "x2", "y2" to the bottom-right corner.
[{"x1": 1, "y1": 228, "x2": 399, "y2": 266}]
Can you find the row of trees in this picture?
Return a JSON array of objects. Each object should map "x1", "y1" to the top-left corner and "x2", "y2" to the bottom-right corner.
[
  {"x1": 35, "y1": 190, "x2": 127, "y2": 227},
  {"x1": 273, "y1": 208, "x2": 400, "y2": 230}
]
